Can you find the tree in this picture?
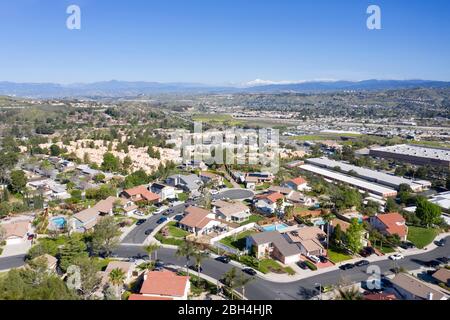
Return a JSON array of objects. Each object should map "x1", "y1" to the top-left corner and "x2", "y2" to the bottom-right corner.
[
  {"x1": 50, "y1": 144, "x2": 61, "y2": 156},
  {"x1": 331, "y1": 187, "x2": 362, "y2": 212},
  {"x1": 0, "y1": 202, "x2": 11, "y2": 218},
  {"x1": 59, "y1": 235, "x2": 88, "y2": 272},
  {"x1": 331, "y1": 223, "x2": 344, "y2": 247},
  {"x1": 124, "y1": 169, "x2": 149, "y2": 189},
  {"x1": 223, "y1": 267, "x2": 239, "y2": 300},
  {"x1": 176, "y1": 241, "x2": 196, "y2": 276},
  {"x1": 91, "y1": 216, "x2": 121, "y2": 257},
  {"x1": 284, "y1": 205, "x2": 294, "y2": 221},
  {"x1": 192, "y1": 250, "x2": 208, "y2": 281},
  {"x1": 143, "y1": 243, "x2": 161, "y2": 263},
  {"x1": 0, "y1": 224, "x2": 6, "y2": 242},
  {"x1": 93, "y1": 173, "x2": 106, "y2": 184},
  {"x1": 398, "y1": 184, "x2": 412, "y2": 204},
  {"x1": 101, "y1": 152, "x2": 121, "y2": 173},
  {"x1": 345, "y1": 219, "x2": 364, "y2": 254},
  {"x1": 122, "y1": 156, "x2": 133, "y2": 172},
  {"x1": 335, "y1": 286, "x2": 363, "y2": 300},
  {"x1": 71, "y1": 256, "x2": 102, "y2": 299},
  {"x1": 109, "y1": 268, "x2": 126, "y2": 299},
  {"x1": 10, "y1": 170, "x2": 27, "y2": 193},
  {"x1": 416, "y1": 197, "x2": 441, "y2": 227},
  {"x1": 385, "y1": 198, "x2": 399, "y2": 213},
  {"x1": 238, "y1": 271, "x2": 253, "y2": 300}
]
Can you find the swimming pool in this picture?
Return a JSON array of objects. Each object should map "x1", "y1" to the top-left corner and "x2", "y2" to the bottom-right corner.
[
  {"x1": 51, "y1": 217, "x2": 67, "y2": 229},
  {"x1": 262, "y1": 223, "x2": 289, "y2": 232}
]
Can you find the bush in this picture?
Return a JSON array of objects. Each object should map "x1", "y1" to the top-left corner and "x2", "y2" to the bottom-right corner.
[{"x1": 304, "y1": 260, "x2": 318, "y2": 271}]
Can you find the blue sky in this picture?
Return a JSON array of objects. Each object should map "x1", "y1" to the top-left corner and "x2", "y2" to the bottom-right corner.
[{"x1": 0, "y1": 0, "x2": 449, "y2": 84}]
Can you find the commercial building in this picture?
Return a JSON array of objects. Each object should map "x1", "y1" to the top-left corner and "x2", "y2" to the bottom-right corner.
[
  {"x1": 370, "y1": 144, "x2": 450, "y2": 169},
  {"x1": 306, "y1": 157, "x2": 431, "y2": 192},
  {"x1": 300, "y1": 164, "x2": 398, "y2": 198}
]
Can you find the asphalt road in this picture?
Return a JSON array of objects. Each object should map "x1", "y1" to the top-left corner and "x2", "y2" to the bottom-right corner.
[
  {"x1": 121, "y1": 203, "x2": 187, "y2": 244},
  {"x1": 0, "y1": 254, "x2": 27, "y2": 271},
  {"x1": 115, "y1": 236, "x2": 450, "y2": 300},
  {"x1": 213, "y1": 189, "x2": 254, "y2": 201}
]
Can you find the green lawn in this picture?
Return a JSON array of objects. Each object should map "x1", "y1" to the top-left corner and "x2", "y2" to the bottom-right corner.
[
  {"x1": 259, "y1": 259, "x2": 294, "y2": 275},
  {"x1": 407, "y1": 226, "x2": 439, "y2": 249},
  {"x1": 373, "y1": 244, "x2": 396, "y2": 254},
  {"x1": 177, "y1": 192, "x2": 189, "y2": 202},
  {"x1": 240, "y1": 214, "x2": 264, "y2": 226},
  {"x1": 223, "y1": 179, "x2": 234, "y2": 188},
  {"x1": 220, "y1": 230, "x2": 255, "y2": 251},
  {"x1": 327, "y1": 247, "x2": 353, "y2": 263},
  {"x1": 166, "y1": 222, "x2": 190, "y2": 238}
]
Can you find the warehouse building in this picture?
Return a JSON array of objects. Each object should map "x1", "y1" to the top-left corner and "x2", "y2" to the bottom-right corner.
[
  {"x1": 306, "y1": 157, "x2": 431, "y2": 192},
  {"x1": 370, "y1": 145, "x2": 450, "y2": 169},
  {"x1": 300, "y1": 164, "x2": 398, "y2": 198}
]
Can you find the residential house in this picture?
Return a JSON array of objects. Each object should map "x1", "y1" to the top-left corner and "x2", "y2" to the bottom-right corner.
[
  {"x1": 121, "y1": 185, "x2": 160, "y2": 204},
  {"x1": 282, "y1": 177, "x2": 309, "y2": 192},
  {"x1": 200, "y1": 172, "x2": 223, "y2": 186},
  {"x1": 150, "y1": 183, "x2": 176, "y2": 201},
  {"x1": 181, "y1": 160, "x2": 208, "y2": 171},
  {"x1": 166, "y1": 174, "x2": 203, "y2": 193},
  {"x1": 369, "y1": 213, "x2": 408, "y2": 241},
  {"x1": 33, "y1": 254, "x2": 58, "y2": 272},
  {"x1": 284, "y1": 227, "x2": 328, "y2": 257},
  {"x1": 71, "y1": 207, "x2": 100, "y2": 232},
  {"x1": 178, "y1": 206, "x2": 221, "y2": 236},
  {"x1": 328, "y1": 218, "x2": 370, "y2": 247},
  {"x1": 129, "y1": 271, "x2": 190, "y2": 300},
  {"x1": 1, "y1": 220, "x2": 32, "y2": 245},
  {"x1": 254, "y1": 192, "x2": 285, "y2": 215},
  {"x1": 432, "y1": 268, "x2": 450, "y2": 287},
  {"x1": 96, "y1": 196, "x2": 138, "y2": 216},
  {"x1": 212, "y1": 200, "x2": 251, "y2": 223},
  {"x1": 246, "y1": 231, "x2": 302, "y2": 265},
  {"x1": 390, "y1": 273, "x2": 448, "y2": 300}
]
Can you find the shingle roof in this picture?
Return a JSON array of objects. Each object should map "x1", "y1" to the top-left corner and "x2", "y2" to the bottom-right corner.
[
  {"x1": 249, "y1": 231, "x2": 301, "y2": 257},
  {"x1": 2, "y1": 220, "x2": 30, "y2": 238},
  {"x1": 391, "y1": 273, "x2": 447, "y2": 300},
  {"x1": 180, "y1": 206, "x2": 212, "y2": 229}
]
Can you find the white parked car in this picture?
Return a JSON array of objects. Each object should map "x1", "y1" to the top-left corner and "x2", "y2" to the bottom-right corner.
[
  {"x1": 210, "y1": 189, "x2": 219, "y2": 195},
  {"x1": 389, "y1": 254, "x2": 405, "y2": 261},
  {"x1": 154, "y1": 206, "x2": 168, "y2": 215},
  {"x1": 308, "y1": 255, "x2": 321, "y2": 264}
]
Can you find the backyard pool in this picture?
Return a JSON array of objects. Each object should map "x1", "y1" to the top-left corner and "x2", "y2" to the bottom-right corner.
[
  {"x1": 262, "y1": 223, "x2": 289, "y2": 232},
  {"x1": 51, "y1": 217, "x2": 67, "y2": 229}
]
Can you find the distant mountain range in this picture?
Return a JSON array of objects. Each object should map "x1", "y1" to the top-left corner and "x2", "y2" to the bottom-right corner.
[{"x1": 0, "y1": 79, "x2": 449, "y2": 98}]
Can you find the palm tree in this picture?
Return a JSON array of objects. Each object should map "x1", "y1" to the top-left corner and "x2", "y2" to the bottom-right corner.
[
  {"x1": 143, "y1": 243, "x2": 161, "y2": 262},
  {"x1": 192, "y1": 250, "x2": 208, "y2": 281},
  {"x1": 109, "y1": 268, "x2": 126, "y2": 299},
  {"x1": 335, "y1": 286, "x2": 363, "y2": 300},
  {"x1": 238, "y1": 272, "x2": 254, "y2": 300},
  {"x1": 223, "y1": 267, "x2": 239, "y2": 300},
  {"x1": 176, "y1": 241, "x2": 196, "y2": 276}
]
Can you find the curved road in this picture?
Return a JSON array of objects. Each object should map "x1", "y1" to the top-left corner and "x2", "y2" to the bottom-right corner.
[{"x1": 115, "y1": 236, "x2": 450, "y2": 300}]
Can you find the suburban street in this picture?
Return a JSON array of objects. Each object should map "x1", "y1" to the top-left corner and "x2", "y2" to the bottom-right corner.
[{"x1": 115, "y1": 235, "x2": 450, "y2": 300}]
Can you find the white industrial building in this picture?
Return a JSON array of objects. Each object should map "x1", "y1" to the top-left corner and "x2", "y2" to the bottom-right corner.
[{"x1": 306, "y1": 157, "x2": 431, "y2": 192}]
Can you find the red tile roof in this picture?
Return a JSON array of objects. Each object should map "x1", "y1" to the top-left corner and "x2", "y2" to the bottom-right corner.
[
  {"x1": 376, "y1": 213, "x2": 408, "y2": 238},
  {"x1": 123, "y1": 185, "x2": 160, "y2": 202},
  {"x1": 140, "y1": 271, "x2": 189, "y2": 298},
  {"x1": 180, "y1": 206, "x2": 212, "y2": 229},
  {"x1": 364, "y1": 293, "x2": 397, "y2": 301},
  {"x1": 290, "y1": 177, "x2": 307, "y2": 186},
  {"x1": 128, "y1": 294, "x2": 173, "y2": 301}
]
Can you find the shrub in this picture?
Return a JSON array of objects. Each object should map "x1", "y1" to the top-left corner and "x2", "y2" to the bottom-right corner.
[{"x1": 304, "y1": 260, "x2": 318, "y2": 271}]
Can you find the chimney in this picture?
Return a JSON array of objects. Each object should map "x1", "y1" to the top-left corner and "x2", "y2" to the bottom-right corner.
[{"x1": 427, "y1": 292, "x2": 433, "y2": 300}]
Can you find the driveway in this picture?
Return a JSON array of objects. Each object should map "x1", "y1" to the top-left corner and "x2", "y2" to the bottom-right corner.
[
  {"x1": 0, "y1": 254, "x2": 26, "y2": 271},
  {"x1": 0, "y1": 241, "x2": 32, "y2": 258},
  {"x1": 213, "y1": 189, "x2": 254, "y2": 201}
]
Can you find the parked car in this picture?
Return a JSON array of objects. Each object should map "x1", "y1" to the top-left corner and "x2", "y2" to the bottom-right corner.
[
  {"x1": 400, "y1": 241, "x2": 416, "y2": 250},
  {"x1": 156, "y1": 217, "x2": 168, "y2": 224},
  {"x1": 155, "y1": 259, "x2": 164, "y2": 268},
  {"x1": 210, "y1": 190, "x2": 220, "y2": 195},
  {"x1": 155, "y1": 206, "x2": 168, "y2": 215},
  {"x1": 319, "y1": 256, "x2": 328, "y2": 263},
  {"x1": 308, "y1": 255, "x2": 321, "y2": 264},
  {"x1": 216, "y1": 256, "x2": 231, "y2": 264},
  {"x1": 243, "y1": 268, "x2": 257, "y2": 276},
  {"x1": 435, "y1": 239, "x2": 446, "y2": 247},
  {"x1": 360, "y1": 247, "x2": 376, "y2": 257},
  {"x1": 144, "y1": 229, "x2": 153, "y2": 236},
  {"x1": 355, "y1": 260, "x2": 370, "y2": 267},
  {"x1": 136, "y1": 219, "x2": 147, "y2": 226},
  {"x1": 297, "y1": 261, "x2": 308, "y2": 270},
  {"x1": 389, "y1": 254, "x2": 404, "y2": 261},
  {"x1": 340, "y1": 263, "x2": 355, "y2": 270}
]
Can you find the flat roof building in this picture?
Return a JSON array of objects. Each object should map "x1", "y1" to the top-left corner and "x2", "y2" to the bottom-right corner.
[
  {"x1": 300, "y1": 164, "x2": 397, "y2": 198},
  {"x1": 370, "y1": 144, "x2": 450, "y2": 169},
  {"x1": 306, "y1": 157, "x2": 431, "y2": 192}
]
